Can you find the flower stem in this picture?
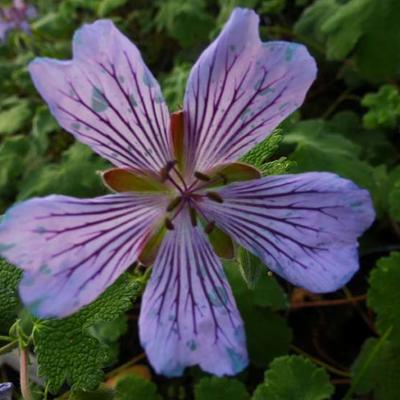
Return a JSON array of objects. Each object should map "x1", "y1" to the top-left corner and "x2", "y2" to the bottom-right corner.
[
  {"x1": 105, "y1": 353, "x2": 146, "y2": 378},
  {"x1": 19, "y1": 347, "x2": 33, "y2": 400},
  {"x1": 290, "y1": 345, "x2": 351, "y2": 378},
  {"x1": 290, "y1": 294, "x2": 366, "y2": 309}
]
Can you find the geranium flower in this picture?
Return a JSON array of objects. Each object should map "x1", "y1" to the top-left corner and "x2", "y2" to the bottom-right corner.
[
  {"x1": 0, "y1": 0, "x2": 37, "y2": 42},
  {"x1": 0, "y1": 8, "x2": 374, "y2": 376}
]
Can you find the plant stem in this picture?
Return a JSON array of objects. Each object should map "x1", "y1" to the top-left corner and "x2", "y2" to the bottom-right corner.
[
  {"x1": 0, "y1": 335, "x2": 13, "y2": 342},
  {"x1": 343, "y1": 327, "x2": 392, "y2": 400},
  {"x1": 291, "y1": 294, "x2": 366, "y2": 309},
  {"x1": 105, "y1": 353, "x2": 146, "y2": 378},
  {"x1": 0, "y1": 340, "x2": 18, "y2": 356},
  {"x1": 19, "y1": 347, "x2": 33, "y2": 400},
  {"x1": 342, "y1": 287, "x2": 377, "y2": 334},
  {"x1": 290, "y1": 345, "x2": 351, "y2": 378}
]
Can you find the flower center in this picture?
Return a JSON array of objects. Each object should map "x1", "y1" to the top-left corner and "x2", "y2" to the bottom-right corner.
[{"x1": 161, "y1": 160, "x2": 224, "y2": 232}]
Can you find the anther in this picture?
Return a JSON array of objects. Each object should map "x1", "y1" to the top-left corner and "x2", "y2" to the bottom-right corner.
[
  {"x1": 194, "y1": 171, "x2": 211, "y2": 182},
  {"x1": 204, "y1": 221, "x2": 215, "y2": 234},
  {"x1": 166, "y1": 196, "x2": 181, "y2": 212},
  {"x1": 164, "y1": 218, "x2": 175, "y2": 230},
  {"x1": 206, "y1": 191, "x2": 224, "y2": 203},
  {"x1": 189, "y1": 207, "x2": 197, "y2": 227}
]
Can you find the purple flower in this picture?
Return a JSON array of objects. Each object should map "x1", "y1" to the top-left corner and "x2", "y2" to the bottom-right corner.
[
  {"x1": 0, "y1": 0, "x2": 37, "y2": 42},
  {"x1": 0, "y1": 8, "x2": 374, "y2": 377}
]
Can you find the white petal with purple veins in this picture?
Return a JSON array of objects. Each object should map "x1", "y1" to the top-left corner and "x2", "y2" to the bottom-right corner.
[
  {"x1": 0, "y1": 194, "x2": 167, "y2": 317},
  {"x1": 183, "y1": 8, "x2": 317, "y2": 177},
  {"x1": 29, "y1": 20, "x2": 173, "y2": 173},
  {"x1": 139, "y1": 210, "x2": 247, "y2": 377},
  {"x1": 199, "y1": 173, "x2": 375, "y2": 293}
]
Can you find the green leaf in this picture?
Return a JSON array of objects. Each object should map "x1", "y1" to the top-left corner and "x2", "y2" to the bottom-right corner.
[
  {"x1": 88, "y1": 315, "x2": 128, "y2": 365},
  {"x1": 97, "y1": 0, "x2": 127, "y2": 17},
  {"x1": 253, "y1": 355, "x2": 334, "y2": 400},
  {"x1": 237, "y1": 248, "x2": 287, "y2": 309},
  {"x1": 282, "y1": 118, "x2": 383, "y2": 212},
  {"x1": 17, "y1": 142, "x2": 109, "y2": 200},
  {"x1": 389, "y1": 181, "x2": 400, "y2": 222},
  {"x1": 294, "y1": 0, "x2": 339, "y2": 46},
  {"x1": 237, "y1": 248, "x2": 263, "y2": 290},
  {"x1": 115, "y1": 375, "x2": 161, "y2": 400},
  {"x1": 0, "y1": 135, "x2": 31, "y2": 207},
  {"x1": 194, "y1": 377, "x2": 250, "y2": 400},
  {"x1": 368, "y1": 252, "x2": 400, "y2": 338},
  {"x1": 296, "y1": 0, "x2": 400, "y2": 81},
  {"x1": 259, "y1": 0, "x2": 286, "y2": 14},
  {"x1": 225, "y1": 263, "x2": 291, "y2": 367},
  {"x1": 0, "y1": 259, "x2": 22, "y2": 333},
  {"x1": 321, "y1": 0, "x2": 371, "y2": 60},
  {"x1": 161, "y1": 62, "x2": 191, "y2": 110},
  {"x1": 361, "y1": 84, "x2": 400, "y2": 130},
  {"x1": 350, "y1": 336, "x2": 400, "y2": 400},
  {"x1": 240, "y1": 130, "x2": 284, "y2": 174},
  {"x1": 31, "y1": 106, "x2": 59, "y2": 154},
  {"x1": 33, "y1": 274, "x2": 143, "y2": 393},
  {"x1": 155, "y1": 0, "x2": 214, "y2": 48},
  {"x1": 0, "y1": 101, "x2": 32, "y2": 136}
]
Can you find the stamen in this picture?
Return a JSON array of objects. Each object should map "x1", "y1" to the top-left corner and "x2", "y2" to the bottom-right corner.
[
  {"x1": 204, "y1": 221, "x2": 215, "y2": 234},
  {"x1": 164, "y1": 218, "x2": 175, "y2": 230},
  {"x1": 173, "y1": 165, "x2": 188, "y2": 190},
  {"x1": 194, "y1": 171, "x2": 211, "y2": 182},
  {"x1": 160, "y1": 160, "x2": 177, "y2": 182},
  {"x1": 189, "y1": 207, "x2": 197, "y2": 227},
  {"x1": 206, "y1": 191, "x2": 224, "y2": 203},
  {"x1": 166, "y1": 196, "x2": 181, "y2": 212}
]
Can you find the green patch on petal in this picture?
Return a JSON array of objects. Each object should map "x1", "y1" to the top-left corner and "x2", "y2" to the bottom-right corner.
[
  {"x1": 209, "y1": 286, "x2": 229, "y2": 307},
  {"x1": 204, "y1": 162, "x2": 261, "y2": 188},
  {"x1": 91, "y1": 87, "x2": 108, "y2": 113},
  {"x1": 102, "y1": 168, "x2": 169, "y2": 194},
  {"x1": 139, "y1": 225, "x2": 167, "y2": 266}
]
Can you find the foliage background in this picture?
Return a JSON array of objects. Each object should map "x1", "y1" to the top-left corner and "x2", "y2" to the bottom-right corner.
[{"x1": 0, "y1": 0, "x2": 400, "y2": 399}]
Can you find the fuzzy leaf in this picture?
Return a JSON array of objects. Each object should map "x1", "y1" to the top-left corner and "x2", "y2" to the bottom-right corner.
[
  {"x1": 33, "y1": 274, "x2": 143, "y2": 393},
  {"x1": 0, "y1": 259, "x2": 22, "y2": 333},
  {"x1": 240, "y1": 131, "x2": 283, "y2": 173}
]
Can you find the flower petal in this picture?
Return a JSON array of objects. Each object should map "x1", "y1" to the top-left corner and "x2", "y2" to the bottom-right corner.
[
  {"x1": 139, "y1": 210, "x2": 247, "y2": 377},
  {"x1": 183, "y1": 8, "x2": 316, "y2": 176},
  {"x1": 29, "y1": 20, "x2": 173, "y2": 172},
  {"x1": 0, "y1": 194, "x2": 167, "y2": 317},
  {"x1": 199, "y1": 173, "x2": 375, "y2": 293}
]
